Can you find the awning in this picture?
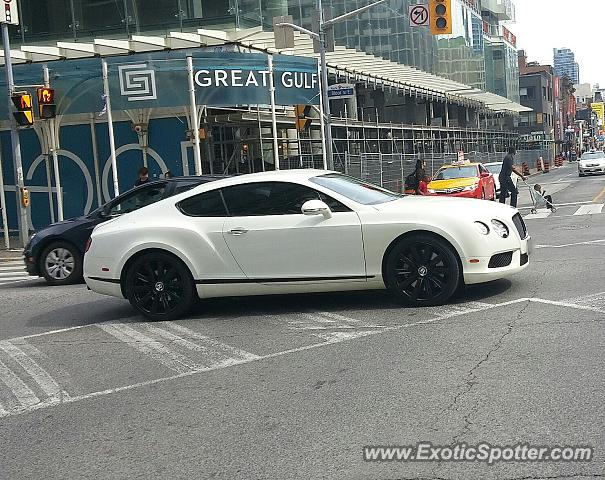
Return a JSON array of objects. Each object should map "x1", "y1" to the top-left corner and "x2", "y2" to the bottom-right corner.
[{"x1": 0, "y1": 26, "x2": 531, "y2": 115}]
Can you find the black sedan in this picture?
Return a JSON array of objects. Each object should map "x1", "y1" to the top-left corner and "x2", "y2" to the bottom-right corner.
[{"x1": 24, "y1": 175, "x2": 224, "y2": 285}]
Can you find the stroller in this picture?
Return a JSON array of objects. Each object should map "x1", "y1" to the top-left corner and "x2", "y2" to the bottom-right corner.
[{"x1": 522, "y1": 179, "x2": 557, "y2": 214}]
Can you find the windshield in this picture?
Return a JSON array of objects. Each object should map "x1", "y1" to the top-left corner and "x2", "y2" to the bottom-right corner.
[
  {"x1": 310, "y1": 173, "x2": 402, "y2": 205},
  {"x1": 485, "y1": 164, "x2": 502, "y2": 174},
  {"x1": 581, "y1": 152, "x2": 605, "y2": 161},
  {"x1": 434, "y1": 166, "x2": 478, "y2": 180}
]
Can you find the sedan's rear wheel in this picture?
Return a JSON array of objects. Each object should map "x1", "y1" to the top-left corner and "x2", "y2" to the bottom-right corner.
[
  {"x1": 385, "y1": 234, "x2": 460, "y2": 307},
  {"x1": 41, "y1": 242, "x2": 82, "y2": 285},
  {"x1": 124, "y1": 252, "x2": 195, "y2": 321}
]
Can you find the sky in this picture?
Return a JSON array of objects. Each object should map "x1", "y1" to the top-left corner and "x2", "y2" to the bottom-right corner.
[{"x1": 511, "y1": 0, "x2": 604, "y2": 86}]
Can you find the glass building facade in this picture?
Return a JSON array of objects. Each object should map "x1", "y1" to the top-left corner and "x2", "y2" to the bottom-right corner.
[{"x1": 11, "y1": 0, "x2": 488, "y2": 91}]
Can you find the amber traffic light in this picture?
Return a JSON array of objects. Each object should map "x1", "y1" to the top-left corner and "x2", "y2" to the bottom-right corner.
[
  {"x1": 11, "y1": 93, "x2": 34, "y2": 127},
  {"x1": 429, "y1": 0, "x2": 452, "y2": 35}
]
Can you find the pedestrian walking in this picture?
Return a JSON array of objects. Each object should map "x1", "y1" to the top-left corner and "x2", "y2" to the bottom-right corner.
[
  {"x1": 499, "y1": 147, "x2": 526, "y2": 208},
  {"x1": 135, "y1": 167, "x2": 150, "y2": 187}
]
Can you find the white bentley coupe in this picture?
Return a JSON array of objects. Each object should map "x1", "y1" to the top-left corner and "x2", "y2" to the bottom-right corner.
[{"x1": 84, "y1": 170, "x2": 531, "y2": 320}]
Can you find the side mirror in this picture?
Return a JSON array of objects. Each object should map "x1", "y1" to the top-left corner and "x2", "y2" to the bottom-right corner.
[
  {"x1": 301, "y1": 200, "x2": 332, "y2": 219},
  {"x1": 481, "y1": 172, "x2": 491, "y2": 178}
]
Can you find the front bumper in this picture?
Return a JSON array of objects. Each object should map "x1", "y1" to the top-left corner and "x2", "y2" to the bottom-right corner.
[
  {"x1": 22, "y1": 249, "x2": 40, "y2": 276},
  {"x1": 579, "y1": 166, "x2": 605, "y2": 175},
  {"x1": 463, "y1": 236, "x2": 531, "y2": 284},
  {"x1": 429, "y1": 188, "x2": 480, "y2": 199}
]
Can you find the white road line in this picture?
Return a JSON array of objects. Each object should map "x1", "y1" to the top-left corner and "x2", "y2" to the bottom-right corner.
[
  {"x1": 3, "y1": 296, "x2": 604, "y2": 420},
  {"x1": 0, "y1": 359, "x2": 40, "y2": 408},
  {"x1": 535, "y1": 238, "x2": 605, "y2": 249},
  {"x1": 163, "y1": 323, "x2": 259, "y2": 362},
  {"x1": 318, "y1": 311, "x2": 386, "y2": 328},
  {"x1": 573, "y1": 204, "x2": 604, "y2": 216},
  {"x1": 98, "y1": 323, "x2": 198, "y2": 374},
  {"x1": 0, "y1": 341, "x2": 67, "y2": 401},
  {"x1": 523, "y1": 209, "x2": 552, "y2": 220},
  {"x1": 0, "y1": 276, "x2": 38, "y2": 283}
]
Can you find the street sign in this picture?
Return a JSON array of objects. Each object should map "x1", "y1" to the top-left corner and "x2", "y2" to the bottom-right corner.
[
  {"x1": 409, "y1": 4, "x2": 429, "y2": 27},
  {"x1": 457, "y1": 150, "x2": 465, "y2": 162},
  {"x1": 328, "y1": 83, "x2": 356, "y2": 99},
  {"x1": 1, "y1": 0, "x2": 19, "y2": 25}
]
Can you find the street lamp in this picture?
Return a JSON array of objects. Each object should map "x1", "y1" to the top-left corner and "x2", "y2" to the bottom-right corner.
[{"x1": 276, "y1": 0, "x2": 390, "y2": 170}]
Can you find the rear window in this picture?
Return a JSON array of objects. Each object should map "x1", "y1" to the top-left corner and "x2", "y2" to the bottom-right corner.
[{"x1": 177, "y1": 189, "x2": 228, "y2": 217}]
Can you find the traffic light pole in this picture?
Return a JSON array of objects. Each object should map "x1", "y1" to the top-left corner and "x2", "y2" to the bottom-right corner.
[
  {"x1": 43, "y1": 65, "x2": 64, "y2": 221},
  {"x1": 2, "y1": 23, "x2": 29, "y2": 247},
  {"x1": 277, "y1": 0, "x2": 389, "y2": 171}
]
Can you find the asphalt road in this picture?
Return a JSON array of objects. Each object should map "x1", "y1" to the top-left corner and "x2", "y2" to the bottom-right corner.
[{"x1": 1, "y1": 162, "x2": 605, "y2": 480}]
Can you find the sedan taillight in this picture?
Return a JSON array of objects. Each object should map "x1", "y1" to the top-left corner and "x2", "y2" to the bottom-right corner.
[{"x1": 85, "y1": 238, "x2": 92, "y2": 253}]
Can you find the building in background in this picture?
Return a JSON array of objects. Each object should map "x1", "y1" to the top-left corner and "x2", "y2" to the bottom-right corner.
[
  {"x1": 481, "y1": 0, "x2": 519, "y2": 102},
  {"x1": 553, "y1": 47, "x2": 580, "y2": 84},
  {"x1": 518, "y1": 50, "x2": 555, "y2": 152}
]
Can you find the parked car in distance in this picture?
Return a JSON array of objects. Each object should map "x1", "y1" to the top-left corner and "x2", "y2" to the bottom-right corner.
[
  {"x1": 578, "y1": 150, "x2": 605, "y2": 177},
  {"x1": 484, "y1": 162, "x2": 520, "y2": 198},
  {"x1": 427, "y1": 161, "x2": 496, "y2": 200},
  {"x1": 24, "y1": 175, "x2": 226, "y2": 286}
]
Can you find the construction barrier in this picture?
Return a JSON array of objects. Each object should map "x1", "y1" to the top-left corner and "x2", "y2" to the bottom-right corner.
[
  {"x1": 522, "y1": 162, "x2": 530, "y2": 176},
  {"x1": 536, "y1": 159, "x2": 543, "y2": 172},
  {"x1": 543, "y1": 162, "x2": 550, "y2": 173}
]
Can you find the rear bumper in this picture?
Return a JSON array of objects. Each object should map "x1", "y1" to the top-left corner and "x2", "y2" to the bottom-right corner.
[{"x1": 84, "y1": 276, "x2": 124, "y2": 298}]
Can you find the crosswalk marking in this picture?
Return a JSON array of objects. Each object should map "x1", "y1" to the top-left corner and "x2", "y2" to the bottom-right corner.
[
  {"x1": 573, "y1": 204, "x2": 604, "y2": 216},
  {"x1": 291, "y1": 311, "x2": 387, "y2": 331},
  {"x1": 98, "y1": 323, "x2": 199, "y2": 374},
  {"x1": 423, "y1": 301, "x2": 494, "y2": 319},
  {"x1": 99, "y1": 322, "x2": 259, "y2": 374},
  {"x1": 162, "y1": 323, "x2": 259, "y2": 364},
  {"x1": 0, "y1": 341, "x2": 67, "y2": 401},
  {"x1": 0, "y1": 358, "x2": 40, "y2": 408},
  {"x1": 0, "y1": 257, "x2": 37, "y2": 285}
]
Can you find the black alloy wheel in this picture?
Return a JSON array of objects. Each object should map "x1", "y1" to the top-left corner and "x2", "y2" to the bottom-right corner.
[
  {"x1": 385, "y1": 234, "x2": 460, "y2": 307},
  {"x1": 124, "y1": 252, "x2": 195, "y2": 321}
]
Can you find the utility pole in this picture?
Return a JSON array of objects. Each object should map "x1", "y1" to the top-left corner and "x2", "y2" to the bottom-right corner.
[
  {"x1": 2, "y1": 5, "x2": 29, "y2": 248},
  {"x1": 276, "y1": 0, "x2": 389, "y2": 170}
]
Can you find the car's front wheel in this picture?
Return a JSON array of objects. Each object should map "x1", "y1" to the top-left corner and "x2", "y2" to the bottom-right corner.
[
  {"x1": 124, "y1": 252, "x2": 195, "y2": 321},
  {"x1": 384, "y1": 234, "x2": 460, "y2": 307},
  {"x1": 41, "y1": 242, "x2": 83, "y2": 285}
]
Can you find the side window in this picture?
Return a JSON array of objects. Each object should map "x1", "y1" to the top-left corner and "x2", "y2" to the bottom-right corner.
[
  {"x1": 109, "y1": 183, "x2": 167, "y2": 215},
  {"x1": 177, "y1": 189, "x2": 228, "y2": 217},
  {"x1": 221, "y1": 182, "x2": 350, "y2": 216}
]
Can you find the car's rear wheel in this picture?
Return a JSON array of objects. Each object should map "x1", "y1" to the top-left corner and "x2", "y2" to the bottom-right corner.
[
  {"x1": 124, "y1": 252, "x2": 195, "y2": 321},
  {"x1": 41, "y1": 242, "x2": 82, "y2": 285},
  {"x1": 384, "y1": 234, "x2": 460, "y2": 307}
]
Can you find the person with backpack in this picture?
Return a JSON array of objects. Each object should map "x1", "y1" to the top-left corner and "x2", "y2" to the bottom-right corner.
[{"x1": 404, "y1": 159, "x2": 427, "y2": 195}]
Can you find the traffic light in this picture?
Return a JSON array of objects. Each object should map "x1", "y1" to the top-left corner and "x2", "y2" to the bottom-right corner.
[
  {"x1": 429, "y1": 0, "x2": 452, "y2": 35},
  {"x1": 37, "y1": 87, "x2": 57, "y2": 119},
  {"x1": 11, "y1": 93, "x2": 34, "y2": 127},
  {"x1": 294, "y1": 105, "x2": 312, "y2": 132}
]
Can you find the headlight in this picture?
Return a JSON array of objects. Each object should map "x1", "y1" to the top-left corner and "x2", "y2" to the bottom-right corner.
[
  {"x1": 474, "y1": 221, "x2": 490, "y2": 235},
  {"x1": 462, "y1": 184, "x2": 479, "y2": 192},
  {"x1": 491, "y1": 220, "x2": 509, "y2": 238}
]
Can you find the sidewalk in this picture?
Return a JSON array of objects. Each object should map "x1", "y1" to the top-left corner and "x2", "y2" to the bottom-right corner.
[{"x1": 0, "y1": 236, "x2": 24, "y2": 260}]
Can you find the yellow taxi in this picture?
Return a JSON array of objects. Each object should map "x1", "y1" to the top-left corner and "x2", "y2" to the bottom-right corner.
[{"x1": 427, "y1": 161, "x2": 496, "y2": 200}]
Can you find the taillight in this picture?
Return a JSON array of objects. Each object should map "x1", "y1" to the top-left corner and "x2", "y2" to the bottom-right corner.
[{"x1": 85, "y1": 238, "x2": 92, "y2": 253}]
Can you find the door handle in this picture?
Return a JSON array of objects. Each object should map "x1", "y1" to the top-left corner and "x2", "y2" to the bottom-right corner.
[{"x1": 229, "y1": 228, "x2": 249, "y2": 236}]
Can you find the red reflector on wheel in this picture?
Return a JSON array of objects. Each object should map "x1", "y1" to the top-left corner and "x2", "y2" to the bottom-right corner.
[{"x1": 85, "y1": 238, "x2": 92, "y2": 253}]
